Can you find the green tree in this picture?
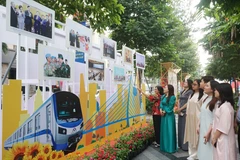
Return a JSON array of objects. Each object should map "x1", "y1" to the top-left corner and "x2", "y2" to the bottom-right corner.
[
  {"x1": 110, "y1": 0, "x2": 200, "y2": 79},
  {"x1": 0, "y1": 0, "x2": 124, "y2": 32},
  {"x1": 198, "y1": 4, "x2": 240, "y2": 80}
]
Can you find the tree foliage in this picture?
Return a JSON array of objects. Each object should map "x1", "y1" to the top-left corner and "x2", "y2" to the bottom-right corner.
[
  {"x1": 0, "y1": 0, "x2": 124, "y2": 32},
  {"x1": 110, "y1": 0, "x2": 200, "y2": 79},
  {"x1": 199, "y1": 3, "x2": 240, "y2": 80}
]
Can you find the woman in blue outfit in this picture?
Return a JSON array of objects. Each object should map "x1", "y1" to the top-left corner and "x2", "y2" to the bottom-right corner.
[{"x1": 160, "y1": 84, "x2": 177, "y2": 153}]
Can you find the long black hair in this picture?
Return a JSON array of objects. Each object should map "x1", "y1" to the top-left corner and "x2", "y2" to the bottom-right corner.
[
  {"x1": 216, "y1": 83, "x2": 234, "y2": 108},
  {"x1": 167, "y1": 84, "x2": 174, "y2": 103},
  {"x1": 181, "y1": 79, "x2": 193, "y2": 95},
  {"x1": 190, "y1": 79, "x2": 204, "y2": 101},
  {"x1": 156, "y1": 85, "x2": 164, "y2": 95},
  {"x1": 207, "y1": 80, "x2": 219, "y2": 112}
]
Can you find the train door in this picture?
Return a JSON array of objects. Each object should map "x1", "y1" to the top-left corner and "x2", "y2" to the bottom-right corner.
[
  {"x1": 35, "y1": 113, "x2": 41, "y2": 142},
  {"x1": 46, "y1": 105, "x2": 52, "y2": 143}
]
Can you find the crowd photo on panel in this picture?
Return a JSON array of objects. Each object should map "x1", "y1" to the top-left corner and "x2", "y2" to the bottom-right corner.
[
  {"x1": 139, "y1": 75, "x2": 239, "y2": 160},
  {"x1": 44, "y1": 53, "x2": 70, "y2": 78},
  {"x1": 10, "y1": 1, "x2": 52, "y2": 38}
]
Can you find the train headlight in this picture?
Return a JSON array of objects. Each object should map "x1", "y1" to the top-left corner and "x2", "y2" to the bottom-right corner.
[{"x1": 58, "y1": 127, "x2": 67, "y2": 135}]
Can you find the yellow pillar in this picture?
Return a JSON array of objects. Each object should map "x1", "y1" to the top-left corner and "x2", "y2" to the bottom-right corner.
[
  {"x1": 77, "y1": 74, "x2": 89, "y2": 149},
  {"x1": 141, "y1": 83, "x2": 146, "y2": 122},
  {"x1": 2, "y1": 80, "x2": 24, "y2": 158}
]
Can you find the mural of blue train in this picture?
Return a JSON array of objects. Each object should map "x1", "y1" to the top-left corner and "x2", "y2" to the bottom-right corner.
[{"x1": 4, "y1": 91, "x2": 83, "y2": 151}]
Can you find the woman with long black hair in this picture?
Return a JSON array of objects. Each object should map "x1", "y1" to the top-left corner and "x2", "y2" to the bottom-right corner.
[
  {"x1": 212, "y1": 83, "x2": 237, "y2": 160},
  {"x1": 184, "y1": 79, "x2": 204, "y2": 159},
  {"x1": 197, "y1": 80, "x2": 219, "y2": 160},
  {"x1": 177, "y1": 79, "x2": 193, "y2": 151},
  {"x1": 160, "y1": 84, "x2": 177, "y2": 153},
  {"x1": 138, "y1": 86, "x2": 164, "y2": 148}
]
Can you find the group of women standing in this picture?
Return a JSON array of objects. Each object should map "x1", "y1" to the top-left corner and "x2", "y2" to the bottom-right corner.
[{"x1": 140, "y1": 75, "x2": 237, "y2": 160}]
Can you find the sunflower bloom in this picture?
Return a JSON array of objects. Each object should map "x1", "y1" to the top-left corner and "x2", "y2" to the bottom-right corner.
[
  {"x1": 25, "y1": 142, "x2": 43, "y2": 158},
  {"x1": 42, "y1": 144, "x2": 52, "y2": 156},
  {"x1": 57, "y1": 151, "x2": 65, "y2": 159},
  {"x1": 4, "y1": 141, "x2": 28, "y2": 160},
  {"x1": 23, "y1": 155, "x2": 33, "y2": 160},
  {"x1": 33, "y1": 152, "x2": 47, "y2": 160},
  {"x1": 49, "y1": 151, "x2": 57, "y2": 160}
]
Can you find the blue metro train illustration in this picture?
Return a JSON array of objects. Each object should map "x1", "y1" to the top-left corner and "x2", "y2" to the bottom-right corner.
[{"x1": 4, "y1": 91, "x2": 83, "y2": 151}]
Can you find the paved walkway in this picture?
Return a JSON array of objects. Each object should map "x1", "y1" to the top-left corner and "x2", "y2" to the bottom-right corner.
[
  {"x1": 134, "y1": 145, "x2": 240, "y2": 160},
  {"x1": 133, "y1": 146, "x2": 188, "y2": 160}
]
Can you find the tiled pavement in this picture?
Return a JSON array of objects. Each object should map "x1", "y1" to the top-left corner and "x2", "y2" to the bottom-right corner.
[
  {"x1": 133, "y1": 146, "x2": 188, "y2": 160},
  {"x1": 133, "y1": 145, "x2": 240, "y2": 160}
]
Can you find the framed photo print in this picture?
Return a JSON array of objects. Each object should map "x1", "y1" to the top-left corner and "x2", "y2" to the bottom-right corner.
[
  {"x1": 6, "y1": 0, "x2": 55, "y2": 42},
  {"x1": 88, "y1": 58, "x2": 105, "y2": 83},
  {"x1": 101, "y1": 36, "x2": 117, "y2": 60},
  {"x1": 113, "y1": 65, "x2": 126, "y2": 83},
  {"x1": 66, "y1": 18, "x2": 92, "y2": 54},
  {"x1": 38, "y1": 44, "x2": 74, "y2": 81},
  {"x1": 122, "y1": 46, "x2": 134, "y2": 66},
  {"x1": 136, "y1": 52, "x2": 145, "y2": 69}
]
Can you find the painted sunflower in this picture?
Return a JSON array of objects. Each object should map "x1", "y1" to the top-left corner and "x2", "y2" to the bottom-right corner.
[
  {"x1": 42, "y1": 144, "x2": 52, "y2": 156},
  {"x1": 25, "y1": 142, "x2": 43, "y2": 158},
  {"x1": 23, "y1": 155, "x2": 33, "y2": 160},
  {"x1": 57, "y1": 151, "x2": 65, "y2": 159},
  {"x1": 32, "y1": 152, "x2": 47, "y2": 160},
  {"x1": 48, "y1": 151, "x2": 57, "y2": 160},
  {"x1": 4, "y1": 141, "x2": 28, "y2": 160}
]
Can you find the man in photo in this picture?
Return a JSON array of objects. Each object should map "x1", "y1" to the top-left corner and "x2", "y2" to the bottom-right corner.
[
  {"x1": 40, "y1": 15, "x2": 48, "y2": 36},
  {"x1": 24, "y1": 6, "x2": 33, "y2": 32},
  {"x1": 65, "y1": 59, "x2": 71, "y2": 78},
  {"x1": 76, "y1": 32, "x2": 80, "y2": 48},
  {"x1": 47, "y1": 14, "x2": 52, "y2": 38},
  {"x1": 70, "y1": 30, "x2": 76, "y2": 47},
  {"x1": 10, "y1": 2, "x2": 18, "y2": 28},
  {"x1": 55, "y1": 54, "x2": 67, "y2": 78},
  {"x1": 34, "y1": 11, "x2": 42, "y2": 34},
  {"x1": 44, "y1": 53, "x2": 54, "y2": 77}
]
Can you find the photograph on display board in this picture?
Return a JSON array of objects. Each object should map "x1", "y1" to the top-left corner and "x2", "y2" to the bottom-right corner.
[
  {"x1": 66, "y1": 19, "x2": 92, "y2": 54},
  {"x1": 136, "y1": 52, "x2": 145, "y2": 69},
  {"x1": 122, "y1": 46, "x2": 134, "y2": 65},
  {"x1": 114, "y1": 66, "x2": 125, "y2": 83},
  {"x1": 6, "y1": 0, "x2": 55, "y2": 41},
  {"x1": 88, "y1": 59, "x2": 105, "y2": 82},
  {"x1": 101, "y1": 36, "x2": 116, "y2": 60},
  {"x1": 38, "y1": 44, "x2": 74, "y2": 81}
]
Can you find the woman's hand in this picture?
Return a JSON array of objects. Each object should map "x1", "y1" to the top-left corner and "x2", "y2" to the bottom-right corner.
[
  {"x1": 204, "y1": 132, "x2": 210, "y2": 144},
  {"x1": 211, "y1": 136, "x2": 217, "y2": 146},
  {"x1": 196, "y1": 126, "x2": 200, "y2": 135},
  {"x1": 162, "y1": 111, "x2": 166, "y2": 116}
]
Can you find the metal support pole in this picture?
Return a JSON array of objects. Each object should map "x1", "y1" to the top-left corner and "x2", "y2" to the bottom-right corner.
[
  {"x1": 2, "y1": 53, "x2": 16, "y2": 85},
  {"x1": 16, "y1": 34, "x2": 21, "y2": 79}
]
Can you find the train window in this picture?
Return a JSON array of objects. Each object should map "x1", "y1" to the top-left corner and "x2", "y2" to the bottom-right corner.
[
  {"x1": 19, "y1": 128, "x2": 22, "y2": 137},
  {"x1": 27, "y1": 120, "x2": 33, "y2": 134},
  {"x1": 23, "y1": 125, "x2": 26, "y2": 136},
  {"x1": 46, "y1": 106, "x2": 51, "y2": 141},
  {"x1": 35, "y1": 114, "x2": 40, "y2": 131},
  {"x1": 56, "y1": 93, "x2": 82, "y2": 122}
]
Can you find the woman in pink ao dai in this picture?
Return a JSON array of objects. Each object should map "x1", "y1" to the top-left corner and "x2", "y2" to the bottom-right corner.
[{"x1": 211, "y1": 83, "x2": 237, "y2": 160}]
